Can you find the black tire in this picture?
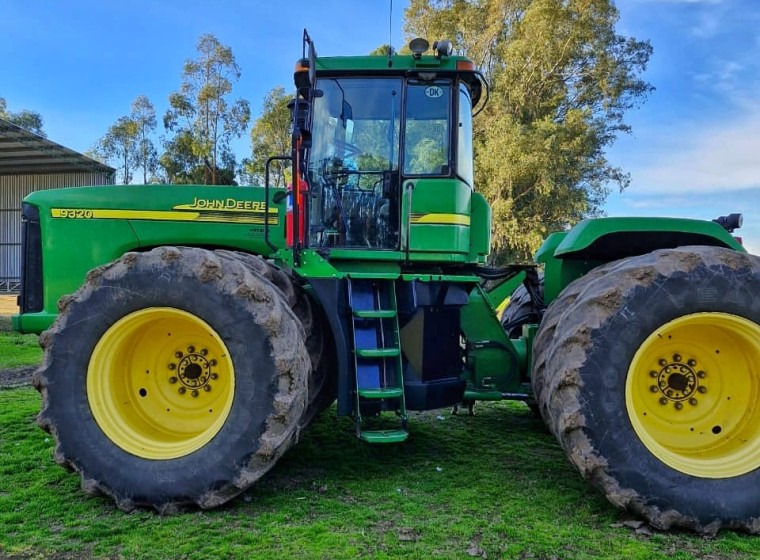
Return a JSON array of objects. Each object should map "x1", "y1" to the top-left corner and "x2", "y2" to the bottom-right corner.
[
  {"x1": 500, "y1": 275, "x2": 544, "y2": 338},
  {"x1": 215, "y1": 251, "x2": 337, "y2": 426},
  {"x1": 532, "y1": 246, "x2": 760, "y2": 535},
  {"x1": 34, "y1": 247, "x2": 310, "y2": 513}
]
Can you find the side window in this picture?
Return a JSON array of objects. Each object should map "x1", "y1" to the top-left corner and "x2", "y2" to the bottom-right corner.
[
  {"x1": 457, "y1": 83, "x2": 474, "y2": 187},
  {"x1": 403, "y1": 81, "x2": 451, "y2": 176}
]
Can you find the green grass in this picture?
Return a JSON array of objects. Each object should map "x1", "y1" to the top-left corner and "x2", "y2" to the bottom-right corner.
[
  {"x1": 1, "y1": 390, "x2": 759, "y2": 559},
  {"x1": 0, "y1": 316, "x2": 41, "y2": 369}
]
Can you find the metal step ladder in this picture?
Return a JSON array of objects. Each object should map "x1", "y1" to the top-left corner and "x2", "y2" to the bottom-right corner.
[{"x1": 347, "y1": 278, "x2": 408, "y2": 443}]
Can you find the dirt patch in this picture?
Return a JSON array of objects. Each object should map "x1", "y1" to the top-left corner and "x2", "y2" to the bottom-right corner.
[
  {"x1": 0, "y1": 294, "x2": 18, "y2": 315},
  {"x1": 1, "y1": 295, "x2": 34, "y2": 388},
  {"x1": 0, "y1": 365, "x2": 36, "y2": 389}
]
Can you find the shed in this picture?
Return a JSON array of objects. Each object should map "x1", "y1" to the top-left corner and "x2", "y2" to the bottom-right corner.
[{"x1": 0, "y1": 118, "x2": 115, "y2": 291}]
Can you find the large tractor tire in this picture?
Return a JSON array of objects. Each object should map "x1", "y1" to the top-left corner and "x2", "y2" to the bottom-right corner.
[
  {"x1": 532, "y1": 246, "x2": 760, "y2": 535},
  {"x1": 501, "y1": 274, "x2": 544, "y2": 338},
  {"x1": 34, "y1": 247, "x2": 310, "y2": 513},
  {"x1": 214, "y1": 251, "x2": 337, "y2": 426}
]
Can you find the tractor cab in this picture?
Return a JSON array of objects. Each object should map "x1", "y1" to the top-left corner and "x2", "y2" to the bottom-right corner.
[{"x1": 289, "y1": 33, "x2": 490, "y2": 265}]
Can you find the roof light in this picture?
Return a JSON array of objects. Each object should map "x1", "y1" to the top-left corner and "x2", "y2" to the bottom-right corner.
[
  {"x1": 409, "y1": 38, "x2": 429, "y2": 59},
  {"x1": 456, "y1": 60, "x2": 475, "y2": 71},
  {"x1": 433, "y1": 40, "x2": 453, "y2": 58}
]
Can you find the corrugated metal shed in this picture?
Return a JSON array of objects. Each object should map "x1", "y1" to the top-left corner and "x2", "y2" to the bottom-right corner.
[
  {"x1": 0, "y1": 118, "x2": 113, "y2": 175},
  {"x1": 0, "y1": 119, "x2": 115, "y2": 291}
]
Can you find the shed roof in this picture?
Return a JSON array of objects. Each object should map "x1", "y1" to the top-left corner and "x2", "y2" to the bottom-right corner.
[{"x1": 0, "y1": 118, "x2": 114, "y2": 176}]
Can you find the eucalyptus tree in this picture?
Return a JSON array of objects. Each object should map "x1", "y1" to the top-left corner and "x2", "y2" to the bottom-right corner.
[
  {"x1": 405, "y1": 0, "x2": 653, "y2": 261},
  {"x1": 163, "y1": 34, "x2": 251, "y2": 185}
]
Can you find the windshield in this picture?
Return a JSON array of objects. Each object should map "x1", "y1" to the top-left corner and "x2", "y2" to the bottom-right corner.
[{"x1": 308, "y1": 78, "x2": 402, "y2": 248}]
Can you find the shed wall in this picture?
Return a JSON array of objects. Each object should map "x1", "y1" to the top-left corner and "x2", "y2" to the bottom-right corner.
[{"x1": 0, "y1": 172, "x2": 114, "y2": 291}]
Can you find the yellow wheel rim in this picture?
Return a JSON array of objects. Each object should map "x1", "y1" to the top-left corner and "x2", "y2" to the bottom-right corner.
[
  {"x1": 87, "y1": 307, "x2": 235, "y2": 460},
  {"x1": 626, "y1": 312, "x2": 760, "y2": 478}
]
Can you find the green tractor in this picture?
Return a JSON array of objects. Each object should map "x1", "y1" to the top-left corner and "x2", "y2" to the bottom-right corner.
[{"x1": 12, "y1": 32, "x2": 760, "y2": 534}]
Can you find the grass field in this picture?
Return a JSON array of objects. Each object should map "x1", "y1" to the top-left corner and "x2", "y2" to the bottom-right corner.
[
  {"x1": 1, "y1": 388, "x2": 759, "y2": 559},
  {"x1": 0, "y1": 296, "x2": 42, "y2": 371},
  {"x1": 0, "y1": 326, "x2": 41, "y2": 369},
  {"x1": 2, "y1": 295, "x2": 759, "y2": 558}
]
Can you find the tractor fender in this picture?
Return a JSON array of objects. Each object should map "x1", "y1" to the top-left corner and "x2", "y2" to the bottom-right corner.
[{"x1": 536, "y1": 217, "x2": 745, "y2": 305}]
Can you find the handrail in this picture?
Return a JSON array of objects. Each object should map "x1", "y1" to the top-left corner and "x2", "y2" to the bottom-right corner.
[{"x1": 264, "y1": 155, "x2": 293, "y2": 252}]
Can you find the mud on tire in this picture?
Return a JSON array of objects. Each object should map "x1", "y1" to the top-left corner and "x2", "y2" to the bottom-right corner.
[
  {"x1": 34, "y1": 247, "x2": 311, "y2": 512},
  {"x1": 532, "y1": 246, "x2": 760, "y2": 535},
  {"x1": 215, "y1": 250, "x2": 336, "y2": 426}
]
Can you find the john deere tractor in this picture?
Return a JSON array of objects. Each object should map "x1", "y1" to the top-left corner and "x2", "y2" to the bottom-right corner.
[{"x1": 12, "y1": 32, "x2": 760, "y2": 534}]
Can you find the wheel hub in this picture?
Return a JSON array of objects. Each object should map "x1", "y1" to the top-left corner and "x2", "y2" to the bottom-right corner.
[
  {"x1": 171, "y1": 347, "x2": 218, "y2": 395},
  {"x1": 650, "y1": 355, "x2": 703, "y2": 407}
]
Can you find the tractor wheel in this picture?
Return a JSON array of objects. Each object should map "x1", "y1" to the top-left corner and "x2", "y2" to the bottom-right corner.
[
  {"x1": 501, "y1": 274, "x2": 544, "y2": 338},
  {"x1": 214, "y1": 251, "x2": 337, "y2": 426},
  {"x1": 532, "y1": 246, "x2": 760, "y2": 535},
  {"x1": 34, "y1": 247, "x2": 310, "y2": 513}
]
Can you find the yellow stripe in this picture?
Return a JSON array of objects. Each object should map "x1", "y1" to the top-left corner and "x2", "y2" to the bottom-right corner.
[
  {"x1": 410, "y1": 213, "x2": 470, "y2": 226},
  {"x1": 51, "y1": 208, "x2": 279, "y2": 225}
]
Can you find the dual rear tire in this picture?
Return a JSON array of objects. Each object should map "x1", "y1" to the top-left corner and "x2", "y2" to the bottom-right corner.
[
  {"x1": 532, "y1": 246, "x2": 760, "y2": 534},
  {"x1": 35, "y1": 247, "x2": 328, "y2": 512}
]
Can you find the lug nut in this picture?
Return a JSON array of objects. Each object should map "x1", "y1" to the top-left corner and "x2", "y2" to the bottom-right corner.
[
  {"x1": 674, "y1": 402, "x2": 683, "y2": 410},
  {"x1": 689, "y1": 398, "x2": 698, "y2": 406},
  {"x1": 175, "y1": 351, "x2": 183, "y2": 358},
  {"x1": 697, "y1": 371, "x2": 706, "y2": 379},
  {"x1": 209, "y1": 359, "x2": 217, "y2": 366},
  {"x1": 698, "y1": 386, "x2": 707, "y2": 394},
  {"x1": 204, "y1": 385, "x2": 212, "y2": 392},
  {"x1": 210, "y1": 373, "x2": 218, "y2": 380},
  {"x1": 188, "y1": 345, "x2": 195, "y2": 353},
  {"x1": 659, "y1": 359, "x2": 668, "y2": 366},
  {"x1": 178, "y1": 387, "x2": 186, "y2": 395},
  {"x1": 659, "y1": 397, "x2": 668, "y2": 405},
  {"x1": 649, "y1": 371, "x2": 658, "y2": 378},
  {"x1": 673, "y1": 354, "x2": 682, "y2": 362},
  {"x1": 200, "y1": 348, "x2": 208, "y2": 356},
  {"x1": 687, "y1": 359, "x2": 697, "y2": 367},
  {"x1": 191, "y1": 390, "x2": 199, "y2": 397},
  {"x1": 169, "y1": 377, "x2": 178, "y2": 384},
  {"x1": 650, "y1": 385, "x2": 659, "y2": 393},
  {"x1": 168, "y1": 363, "x2": 176, "y2": 370}
]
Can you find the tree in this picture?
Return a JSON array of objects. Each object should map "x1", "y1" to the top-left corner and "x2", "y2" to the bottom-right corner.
[
  {"x1": 130, "y1": 95, "x2": 158, "y2": 184},
  {"x1": 158, "y1": 130, "x2": 197, "y2": 184},
  {"x1": 0, "y1": 97, "x2": 45, "y2": 137},
  {"x1": 244, "y1": 86, "x2": 292, "y2": 187},
  {"x1": 95, "y1": 116, "x2": 139, "y2": 184},
  {"x1": 404, "y1": 0, "x2": 652, "y2": 262},
  {"x1": 163, "y1": 34, "x2": 251, "y2": 185},
  {"x1": 369, "y1": 44, "x2": 396, "y2": 56}
]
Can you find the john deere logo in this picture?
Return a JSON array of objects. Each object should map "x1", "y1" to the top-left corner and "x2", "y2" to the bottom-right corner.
[
  {"x1": 176, "y1": 198, "x2": 268, "y2": 212},
  {"x1": 424, "y1": 86, "x2": 443, "y2": 99}
]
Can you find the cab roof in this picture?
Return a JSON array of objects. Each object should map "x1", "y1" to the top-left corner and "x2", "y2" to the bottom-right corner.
[{"x1": 315, "y1": 54, "x2": 474, "y2": 73}]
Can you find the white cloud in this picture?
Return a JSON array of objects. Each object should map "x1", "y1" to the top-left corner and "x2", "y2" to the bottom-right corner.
[
  {"x1": 691, "y1": 11, "x2": 721, "y2": 37},
  {"x1": 744, "y1": 239, "x2": 760, "y2": 256},
  {"x1": 627, "y1": 112, "x2": 760, "y2": 194}
]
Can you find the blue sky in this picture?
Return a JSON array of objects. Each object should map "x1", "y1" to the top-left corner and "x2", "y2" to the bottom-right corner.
[{"x1": 2, "y1": 0, "x2": 758, "y2": 253}]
